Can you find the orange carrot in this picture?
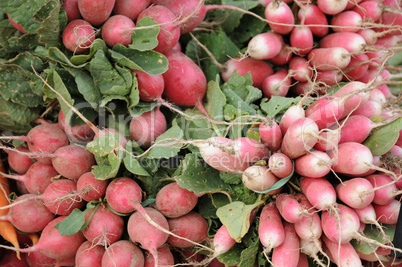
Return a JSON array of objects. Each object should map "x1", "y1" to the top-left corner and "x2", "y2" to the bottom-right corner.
[{"x1": 0, "y1": 159, "x2": 20, "y2": 259}]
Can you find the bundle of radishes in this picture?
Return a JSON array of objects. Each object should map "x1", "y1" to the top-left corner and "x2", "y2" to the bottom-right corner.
[{"x1": 0, "y1": 0, "x2": 401, "y2": 266}]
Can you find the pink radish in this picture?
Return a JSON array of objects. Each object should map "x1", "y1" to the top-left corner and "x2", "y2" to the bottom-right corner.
[
  {"x1": 319, "y1": 32, "x2": 367, "y2": 53},
  {"x1": 316, "y1": 70, "x2": 343, "y2": 86},
  {"x1": 78, "y1": 0, "x2": 115, "y2": 26},
  {"x1": 297, "y1": 4, "x2": 329, "y2": 37},
  {"x1": 366, "y1": 174, "x2": 401, "y2": 205},
  {"x1": 368, "y1": 89, "x2": 386, "y2": 105},
  {"x1": 62, "y1": 0, "x2": 81, "y2": 22},
  {"x1": 322, "y1": 235, "x2": 362, "y2": 266},
  {"x1": 259, "y1": 119, "x2": 282, "y2": 151},
  {"x1": 246, "y1": 32, "x2": 284, "y2": 60},
  {"x1": 333, "y1": 81, "x2": 370, "y2": 119},
  {"x1": 101, "y1": 240, "x2": 144, "y2": 267},
  {"x1": 354, "y1": 204, "x2": 389, "y2": 240},
  {"x1": 221, "y1": 57, "x2": 274, "y2": 89},
  {"x1": 112, "y1": 0, "x2": 151, "y2": 20},
  {"x1": 268, "y1": 152, "x2": 293, "y2": 178},
  {"x1": 331, "y1": 115, "x2": 374, "y2": 144},
  {"x1": 351, "y1": 100, "x2": 383, "y2": 118},
  {"x1": 144, "y1": 244, "x2": 174, "y2": 267},
  {"x1": 105, "y1": 177, "x2": 143, "y2": 214},
  {"x1": 271, "y1": 222, "x2": 300, "y2": 267},
  {"x1": 212, "y1": 225, "x2": 236, "y2": 256},
  {"x1": 288, "y1": 56, "x2": 312, "y2": 82},
  {"x1": 343, "y1": 54, "x2": 370, "y2": 81},
  {"x1": 275, "y1": 193, "x2": 310, "y2": 223},
  {"x1": 231, "y1": 137, "x2": 270, "y2": 163},
  {"x1": 269, "y1": 44, "x2": 293, "y2": 66},
  {"x1": 76, "y1": 172, "x2": 109, "y2": 202},
  {"x1": 357, "y1": 28, "x2": 378, "y2": 46},
  {"x1": 262, "y1": 69, "x2": 292, "y2": 98},
  {"x1": 279, "y1": 104, "x2": 305, "y2": 134},
  {"x1": 305, "y1": 96, "x2": 345, "y2": 130},
  {"x1": 313, "y1": 129, "x2": 341, "y2": 152},
  {"x1": 308, "y1": 47, "x2": 351, "y2": 71},
  {"x1": 289, "y1": 26, "x2": 314, "y2": 55},
  {"x1": 294, "y1": 150, "x2": 332, "y2": 178},
  {"x1": 336, "y1": 177, "x2": 375, "y2": 209},
  {"x1": 75, "y1": 241, "x2": 105, "y2": 267},
  {"x1": 242, "y1": 165, "x2": 280, "y2": 192},
  {"x1": 328, "y1": 142, "x2": 374, "y2": 176},
  {"x1": 26, "y1": 251, "x2": 57, "y2": 266},
  {"x1": 300, "y1": 177, "x2": 338, "y2": 212},
  {"x1": 352, "y1": 1, "x2": 383, "y2": 21},
  {"x1": 155, "y1": 182, "x2": 198, "y2": 218},
  {"x1": 62, "y1": 19, "x2": 96, "y2": 53},
  {"x1": 101, "y1": 15, "x2": 135, "y2": 47},
  {"x1": 129, "y1": 108, "x2": 167, "y2": 147},
  {"x1": 330, "y1": 10, "x2": 363, "y2": 32},
  {"x1": 258, "y1": 203, "x2": 285, "y2": 255},
  {"x1": 6, "y1": 146, "x2": 34, "y2": 175},
  {"x1": 264, "y1": 0, "x2": 295, "y2": 34},
  {"x1": 131, "y1": 70, "x2": 164, "y2": 102},
  {"x1": 58, "y1": 110, "x2": 95, "y2": 143},
  {"x1": 373, "y1": 199, "x2": 400, "y2": 225},
  {"x1": 299, "y1": 239, "x2": 327, "y2": 267},
  {"x1": 317, "y1": 0, "x2": 348, "y2": 14},
  {"x1": 281, "y1": 117, "x2": 320, "y2": 159}
]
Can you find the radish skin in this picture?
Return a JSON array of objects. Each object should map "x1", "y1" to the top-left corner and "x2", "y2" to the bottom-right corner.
[
  {"x1": 322, "y1": 235, "x2": 362, "y2": 266},
  {"x1": 275, "y1": 194, "x2": 309, "y2": 223},
  {"x1": 259, "y1": 119, "x2": 282, "y2": 151},
  {"x1": 258, "y1": 203, "x2": 285, "y2": 255},
  {"x1": 247, "y1": 32, "x2": 284, "y2": 60},
  {"x1": 294, "y1": 151, "x2": 332, "y2": 178},
  {"x1": 265, "y1": 0, "x2": 295, "y2": 34},
  {"x1": 268, "y1": 152, "x2": 293, "y2": 178},
  {"x1": 308, "y1": 48, "x2": 351, "y2": 71},
  {"x1": 335, "y1": 178, "x2": 375, "y2": 209},
  {"x1": 271, "y1": 222, "x2": 300, "y2": 267}
]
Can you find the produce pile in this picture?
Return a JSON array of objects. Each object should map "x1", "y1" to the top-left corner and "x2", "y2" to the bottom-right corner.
[{"x1": 0, "y1": 0, "x2": 401, "y2": 266}]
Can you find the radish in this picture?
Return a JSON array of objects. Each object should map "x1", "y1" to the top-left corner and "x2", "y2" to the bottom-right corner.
[
  {"x1": 299, "y1": 239, "x2": 327, "y2": 267},
  {"x1": 275, "y1": 193, "x2": 310, "y2": 223},
  {"x1": 300, "y1": 177, "x2": 338, "y2": 212},
  {"x1": 343, "y1": 54, "x2": 370, "y2": 81},
  {"x1": 294, "y1": 150, "x2": 332, "y2": 178},
  {"x1": 268, "y1": 152, "x2": 293, "y2": 178},
  {"x1": 330, "y1": 10, "x2": 363, "y2": 32},
  {"x1": 319, "y1": 32, "x2": 367, "y2": 53},
  {"x1": 76, "y1": 172, "x2": 109, "y2": 202},
  {"x1": 26, "y1": 251, "x2": 57, "y2": 267},
  {"x1": 51, "y1": 144, "x2": 96, "y2": 180},
  {"x1": 105, "y1": 177, "x2": 143, "y2": 214},
  {"x1": 352, "y1": 0, "x2": 383, "y2": 21},
  {"x1": 78, "y1": 0, "x2": 115, "y2": 26},
  {"x1": 288, "y1": 56, "x2": 312, "y2": 82},
  {"x1": 316, "y1": 70, "x2": 343, "y2": 86},
  {"x1": 258, "y1": 203, "x2": 285, "y2": 256},
  {"x1": 351, "y1": 100, "x2": 383, "y2": 118},
  {"x1": 368, "y1": 89, "x2": 386, "y2": 105},
  {"x1": 308, "y1": 47, "x2": 351, "y2": 71},
  {"x1": 242, "y1": 165, "x2": 280, "y2": 192},
  {"x1": 328, "y1": 142, "x2": 374, "y2": 176},
  {"x1": 313, "y1": 129, "x2": 341, "y2": 152},
  {"x1": 154, "y1": 182, "x2": 198, "y2": 218},
  {"x1": 269, "y1": 44, "x2": 293, "y2": 66},
  {"x1": 137, "y1": 5, "x2": 180, "y2": 54},
  {"x1": 230, "y1": 137, "x2": 270, "y2": 163},
  {"x1": 62, "y1": 0, "x2": 82, "y2": 22},
  {"x1": 366, "y1": 174, "x2": 401, "y2": 205},
  {"x1": 262, "y1": 69, "x2": 292, "y2": 98},
  {"x1": 317, "y1": 0, "x2": 348, "y2": 14},
  {"x1": 0, "y1": 194, "x2": 55, "y2": 233},
  {"x1": 144, "y1": 244, "x2": 175, "y2": 267},
  {"x1": 246, "y1": 32, "x2": 284, "y2": 60},
  {"x1": 264, "y1": 0, "x2": 295, "y2": 35},
  {"x1": 259, "y1": 119, "x2": 282, "y2": 151},
  {"x1": 331, "y1": 115, "x2": 375, "y2": 144},
  {"x1": 305, "y1": 96, "x2": 345, "y2": 130},
  {"x1": 357, "y1": 28, "x2": 378, "y2": 46},
  {"x1": 82, "y1": 205, "x2": 124, "y2": 246},
  {"x1": 101, "y1": 15, "x2": 135, "y2": 47},
  {"x1": 112, "y1": 0, "x2": 151, "y2": 20},
  {"x1": 212, "y1": 225, "x2": 237, "y2": 256},
  {"x1": 58, "y1": 110, "x2": 95, "y2": 143},
  {"x1": 221, "y1": 57, "x2": 274, "y2": 89},
  {"x1": 289, "y1": 26, "x2": 314, "y2": 55},
  {"x1": 131, "y1": 70, "x2": 164, "y2": 102},
  {"x1": 279, "y1": 104, "x2": 306, "y2": 134},
  {"x1": 322, "y1": 235, "x2": 362, "y2": 266},
  {"x1": 354, "y1": 204, "x2": 389, "y2": 241},
  {"x1": 6, "y1": 146, "x2": 35, "y2": 175},
  {"x1": 271, "y1": 222, "x2": 300, "y2": 267},
  {"x1": 333, "y1": 81, "x2": 370, "y2": 119},
  {"x1": 280, "y1": 117, "x2": 320, "y2": 159},
  {"x1": 101, "y1": 240, "x2": 144, "y2": 267},
  {"x1": 0, "y1": 161, "x2": 58, "y2": 195},
  {"x1": 335, "y1": 177, "x2": 375, "y2": 209},
  {"x1": 373, "y1": 199, "x2": 400, "y2": 225},
  {"x1": 75, "y1": 241, "x2": 105, "y2": 267},
  {"x1": 167, "y1": 211, "x2": 208, "y2": 248},
  {"x1": 62, "y1": 19, "x2": 96, "y2": 53},
  {"x1": 0, "y1": 216, "x2": 86, "y2": 260},
  {"x1": 129, "y1": 108, "x2": 167, "y2": 147},
  {"x1": 297, "y1": 4, "x2": 329, "y2": 37}
]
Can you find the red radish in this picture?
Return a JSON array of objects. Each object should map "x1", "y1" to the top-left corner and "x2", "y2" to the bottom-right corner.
[
  {"x1": 319, "y1": 32, "x2": 367, "y2": 53},
  {"x1": 317, "y1": 0, "x2": 348, "y2": 14},
  {"x1": 279, "y1": 104, "x2": 306, "y2": 134},
  {"x1": 331, "y1": 115, "x2": 374, "y2": 144},
  {"x1": 343, "y1": 54, "x2": 370, "y2": 81},
  {"x1": 154, "y1": 0, "x2": 207, "y2": 34},
  {"x1": 297, "y1": 4, "x2": 329, "y2": 37},
  {"x1": 75, "y1": 241, "x2": 105, "y2": 267},
  {"x1": 354, "y1": 204, "x2": 389, "y2": 240},
  {"x1": 162, "y1": 51, "x2": 207, "y2": 108},
  {"x1": 300, "y1": 177, "x2": 338, "y2": 212},
  {"x1": 308, "y1": 47, "x2": 351, "y2": 71},
  {"x1": 330, "y1": 11, "x2": 363, "y2": 32},
  {"x1": 345, "y1": 0, "x2": 363, "y2": 9},
  {"x1": 373, "y1": 199, "x2": 400, "y2": 225},
  {"x1": 212, "y1": 225, "x2": 236, "y2": 256},
  {"x1": 288, "y1": 56, "x2": 312, "y2": 82},
  {"x1": 336, "y1": 177, "x2": 375, "y2": 209},
  {"x1": 262, "y1": 68, "x2": 292, "y2": 98},
  {"x1": 305, "y1": 96, "x2": 345, "y2": 130},
  {"x1": 352, "y1": 1, "x2": 383, "y2": 21},
  {"x1": 358, "y1": 68, "x2": 383, "y2": 84},
  {"x1": 316, "y1": 70, "x2": 343, "y2": 86},
  {"x1": 76, "y1": 172, "x2": 109, "y2": 202},
  {"x1": 63, "y1": 0, "x2": 81, "y2": 22},
  {"x1": 0, "y1": 194, "x2": 55, "y2": 233},
  {"x1": 6, "y1": 146, "x2": 34, "y2": 175},
  {"x1": 333, "y1": 81, "x2": 370, "y2": 119},
  {"x1": 112, "y1": 0, "x2": 151, "y2": 20},
  {"x1": 137, "y1": 5, "x2": 180, "y2": 54},
  {"x1": 0, "y1": 216, "x2": 85, "y2": 260},
  {"x1": 275, "y1": 194, "x2": 310, "y2": 223},
  {"x1": 155, "y1": 182, "x2": 198, "y2": 218},
  {"x1": 366, "y1": 174, "x2": 401, "y2": 205},
  {"x1": 7, "y1": 14, "x2": 27, "y2": 33},
  {"x1": 167, "y1": 211, "x2": 208, "y2": 248},
  {"x1": 78, "y1": 0, "x2": 115, "y2": 26},
  {"x1": 281, "y1": 118, "x2": 320, "y2": 159},
  {"x1": 58, "y1": 110, "x2": 95, "y2": 143},
  {"x1": 51, "y1": 144, "x2": 96, "y2": 180},
  {"x1": 82, "y1": 205, "x2": 124, "y2": 245},
  {"x1": 264, "y1": 0, "x2": 295, "y2": 34},
  {"x1": 242, "y1": 165, "x2": 279, "y2": 192},
  {"x1": 259, "y1": 119, "x2": 282, "y2": 151},
  {"x1": 0, "y1": 161, "x2": 58, "y2": 195},
  {"x1": 221, "y1": 57, "x2": 274, "y2": 89},
  {"x1": 129, "y1": 108, "x2": 167, "y2": 147},
  {"x1": 368, "y1": 88, "x2": 386, "y2": 104},
  {"x1": 313, "y1": 129, "x2": 341, "y2": 152},
  {"x1": 378, "y1": 84, "x2": 392, "y2": 100},
  {"x1": 258, "y1": 203, "x2": 285, "y2": 255},
  {"x1": 271, "y1": 222, "x2": 300, "y2": 267},
  {"x1": 357, "y1": 28, "x2": 378, "y2": 46},
  {"x1": 268, "y1": 152, "x2": 293, "y2": 178},
  {"x1": 299, "y1": 239, "x2": 326, "y2": 267},
  {"x1": 26, "y1": 251, "x2": 57, "y2": 267},
  {"x1": 144, "y1": 244, "x2": 174, "y2": 267},
  {"x1": 246, "y1": 32, "x2": 284, "y2": 60},
  {"x1": 131, "y1": 70, "x2": 164, "y2": 102},
  {"x1": 101, "y1": 15, "x2": 135, "y2": 47},
  {"x1": 322, "y1": 235, "x2": 362, "y2": 266},
  {"x1": 295, "y1": 150, "x2": 332, "y2": 178},
  {"x1": 351, "y1": 100, "x2": 383, "y2": 118},
  {"x1": 62, "y1": 19, "x2": 96, "y2": 53},
  {"x1": 328, "y1": 142, "x2": 374, "y2": 176},
  {"x1": 269, "y1": 44, "x2": 293, "y2": 66},
  {"x1": 378, "y1": 0, "x2": 402, "y2": 37},
  {"x1": 289, "y1": 26, "x2": 314, "y2": 55},
  {"x1": 101, "y1": 240, "x2": 144, "y2": 267},
  {"x1": 93, "y1": 127, "x2": 128, "y2": 148},
  {"x1": 231, "y1": 137, "x2": 270, "y2": 163},
  {"x1": 105, "y1": 177, "x2": 142, "y2": 214}
]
